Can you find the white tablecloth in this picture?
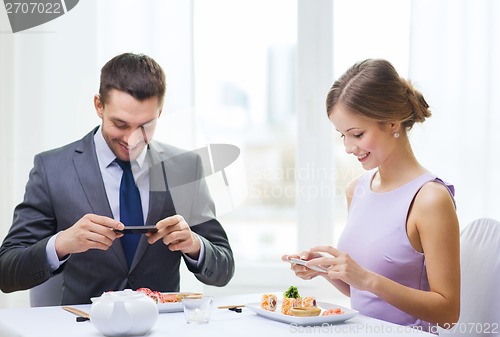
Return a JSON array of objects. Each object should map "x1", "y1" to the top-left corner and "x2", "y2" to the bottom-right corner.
[{"x1": 0, "y1": 293, "x2": 434, "y2": 336}]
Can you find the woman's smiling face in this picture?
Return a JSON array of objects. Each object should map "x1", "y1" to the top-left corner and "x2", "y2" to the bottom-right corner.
[{"x1": 329, "y1": 103, "x2": 397, "y2": 171}]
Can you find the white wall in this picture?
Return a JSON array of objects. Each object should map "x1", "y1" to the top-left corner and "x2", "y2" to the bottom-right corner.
[
  {"x1": 409, "y1": 0, "x2": 500, "y2": 227},
  {"x1": 0, "y1": 0, "x2": 194, "y2": 308},
  {"x1": 0, "y1": 0, "x2": 100, "y2": 309}
]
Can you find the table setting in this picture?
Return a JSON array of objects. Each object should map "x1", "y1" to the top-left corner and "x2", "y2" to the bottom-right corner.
[{"x1": 0, "y1": 290, "x2": 435, "y2": 337}]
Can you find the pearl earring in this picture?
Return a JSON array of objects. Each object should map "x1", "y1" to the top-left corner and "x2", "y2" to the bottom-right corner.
[{"x1": 393, "y1": 131, "x2": 400, "y2": 139}]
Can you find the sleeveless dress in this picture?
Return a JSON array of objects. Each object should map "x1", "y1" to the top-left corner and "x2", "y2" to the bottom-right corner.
[{"x1": 337, "y1": 170, "x2": 455, "y2": 331}]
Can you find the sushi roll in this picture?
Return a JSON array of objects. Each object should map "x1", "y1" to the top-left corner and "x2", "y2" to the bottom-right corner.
[
  {"x1": 260, "y1": 294, "x2": 278, "y2": 311},
  {"x1": 281, "y1": 285, "x2": 302, "y2": 315},
  {"x1": 302, "y1": 296, "x2": 317, "y2": 308},
  {"x1": 148, "y1": 291, "x2": 163, "y2": 304},
  {"x1": 281, "y1": 297, "x2": 297, "y2": 315},
  {"x1": 294, "y1": 297, "x2": 303, "y2": 308}
]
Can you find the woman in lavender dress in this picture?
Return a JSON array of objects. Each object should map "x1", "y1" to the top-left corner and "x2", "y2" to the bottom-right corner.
[{"x1": 284, "y1": 59, "x2": 460, "y2": 332}]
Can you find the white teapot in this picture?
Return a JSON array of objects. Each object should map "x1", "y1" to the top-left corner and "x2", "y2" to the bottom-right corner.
[{"x1": 90, "y1": 289, "x2": 158, "y2": 337}]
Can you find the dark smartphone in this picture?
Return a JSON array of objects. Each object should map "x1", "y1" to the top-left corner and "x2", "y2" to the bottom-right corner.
[{"x1": 114, "y1": 226, "x2": 158, "y2": 234}]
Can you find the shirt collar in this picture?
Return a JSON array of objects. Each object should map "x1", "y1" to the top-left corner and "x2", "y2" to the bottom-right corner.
[{"x1": 94, "y1": 126, "x2": 148, "y2": 169}]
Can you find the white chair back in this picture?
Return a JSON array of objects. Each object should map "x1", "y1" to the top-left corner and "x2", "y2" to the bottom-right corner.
[
  {"x1": 29, "y1": 273, "x2": 63, "y2": 307},
  {"x1": 440, "y1": 218, "x2": 500, "y2": 336}
]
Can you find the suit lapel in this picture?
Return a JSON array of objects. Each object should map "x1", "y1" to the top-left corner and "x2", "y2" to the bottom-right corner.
[
  {"x1": 73, "y1": 128, "x2": 128, "y2": 271},
  {"x1": 73, "y1": 129, "x2": 112, "y2": 217}
]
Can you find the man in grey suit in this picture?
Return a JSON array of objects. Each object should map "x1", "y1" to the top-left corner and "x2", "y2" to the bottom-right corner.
[{"x1": 0, "y1": 53, "x2": 235, "y2": 305}]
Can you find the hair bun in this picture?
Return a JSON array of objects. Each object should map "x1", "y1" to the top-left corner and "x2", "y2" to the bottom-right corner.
[
  {"x1": 326, "y1": 59, "x2": 431, "y2": 132},
  {"x1": 404, "y1": 79, "x2": 431, "y2": 128}
]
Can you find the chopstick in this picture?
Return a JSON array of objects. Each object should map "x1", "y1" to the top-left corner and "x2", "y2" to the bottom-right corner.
[
  {"x1": 62, "y1": 306, "x2": 90, "y2": 321},
  {"x1": 217, "y1": 304, "x2": 245, "y2": 309}
]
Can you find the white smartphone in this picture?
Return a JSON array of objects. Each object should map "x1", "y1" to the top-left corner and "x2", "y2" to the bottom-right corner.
[{"x1": 289, "y1": 258, "x2": 327, "y2": 273}]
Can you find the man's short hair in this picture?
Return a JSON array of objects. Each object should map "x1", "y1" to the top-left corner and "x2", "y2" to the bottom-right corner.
[{"x1": 99, "y1": 53, "x2": 166, "y2": 106}]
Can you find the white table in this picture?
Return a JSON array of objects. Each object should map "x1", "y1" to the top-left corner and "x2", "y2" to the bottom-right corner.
[{"x1": 0, "y1": 293, "x2": 434, "y2": 336}]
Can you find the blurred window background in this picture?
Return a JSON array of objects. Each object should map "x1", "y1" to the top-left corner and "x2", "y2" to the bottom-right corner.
[
  {"x1": 191, "y1": 0, "x2": 411, "y2": 266},
  {"x1": 193, "y1": 0, "x2": 299, "y2": 265}
]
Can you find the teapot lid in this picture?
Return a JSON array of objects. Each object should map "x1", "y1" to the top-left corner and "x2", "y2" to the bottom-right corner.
[{"x1": 91, "y1": 289, "x2": 147, "y2": 302}]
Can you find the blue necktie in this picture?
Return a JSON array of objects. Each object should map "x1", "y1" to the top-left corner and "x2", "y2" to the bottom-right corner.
[{"x1": 115, "y1": 158, "x2": 144, "y2": 267}]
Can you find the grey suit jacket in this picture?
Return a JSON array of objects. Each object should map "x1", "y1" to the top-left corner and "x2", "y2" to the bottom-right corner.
[{"x1": 0, "y1": 127, "x2": 234, "y2": 304}]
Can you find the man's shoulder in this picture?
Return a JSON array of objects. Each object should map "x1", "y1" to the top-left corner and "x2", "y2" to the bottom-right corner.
[
  {"x1": 36, "y1": 128, "x2": 96, "y2": 161},
  {"x1": 150, "y1": 141, "x2": 184, "y2": 154},
  {"x1": 149, "y1": 141, "x2": 200, "y2": 162}
]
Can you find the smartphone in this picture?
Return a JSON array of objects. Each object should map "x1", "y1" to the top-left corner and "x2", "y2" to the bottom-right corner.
[
  {"x1": 289, "y1": 258, "x2": 327, "y2": 273},
  {"x1": 114, "y1": 226, "x2": 158, "y2": 234}
]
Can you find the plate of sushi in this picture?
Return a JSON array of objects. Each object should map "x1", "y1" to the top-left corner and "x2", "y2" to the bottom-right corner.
[
  {"x1": 245, "y1": 286, "x2": 358, "y2": 326},
  {"x1": 136, "y1": 288, "x2": 202, "y2": 313}
]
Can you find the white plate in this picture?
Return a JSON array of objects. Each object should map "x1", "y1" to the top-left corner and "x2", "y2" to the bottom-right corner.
[
  {"x1": 245, "y1": 301, "x2": 358, "y2": 326},
  {"x1": 157, "y1": 301, "x2": 183, "y2": 313},
  {"x1": 156, "y1": 293, "x2": 185, "y2": 313},
  {"x1": 156, "y1": 292, "x2": 202, "y2": 313}
]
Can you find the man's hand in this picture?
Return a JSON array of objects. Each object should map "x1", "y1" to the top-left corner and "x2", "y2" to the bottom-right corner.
[
  {"x1": 55, "y1": 214, "x2": 124, "y2": 259},
  {"x1": 147, "y1": 215, "x2": 201, "y2": 259}
]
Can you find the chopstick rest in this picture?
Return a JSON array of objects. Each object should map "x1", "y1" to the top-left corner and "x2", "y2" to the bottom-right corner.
[
  {"x1": 217, "y1": 304, "x2": 244, "y2": 313},
  {"x1": 76, "y1": 316, "x2": 90, "y2": 322}
]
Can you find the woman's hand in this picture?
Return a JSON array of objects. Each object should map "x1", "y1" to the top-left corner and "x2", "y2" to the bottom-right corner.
[
  {"x1": 307, "y1": 246, "x2": 373, "y2": 291},
  {"x1": 282, "y1": 251, "x2": 326, "y2": 280}
]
